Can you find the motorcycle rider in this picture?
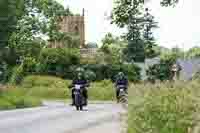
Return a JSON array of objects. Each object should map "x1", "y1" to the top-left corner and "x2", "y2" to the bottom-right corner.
[
  {"x1": 69, "y1": 70, "x2": 89, "y2": 106},
  {"x1": 115, "y1": 72, "x2": 128, "y2": 102}
]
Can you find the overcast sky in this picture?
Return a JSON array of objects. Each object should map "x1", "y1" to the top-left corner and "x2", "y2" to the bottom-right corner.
[{"x1": 57, "y1": 0, "x2": 200, "y2": 50}]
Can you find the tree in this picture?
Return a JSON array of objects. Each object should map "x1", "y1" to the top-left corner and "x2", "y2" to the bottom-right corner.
[
  {"x1": 186, "y1": 46, "x2": 200, "y2": 58},
  {"x1": 3, "y1": 0, "x2": 73, "y2": 66},
  {"x1": 100, "y1": 33, "x2": 127, "y2": 64},
  {"x1": 160, "y1": 0, "x2": 179, "y2": 7},
  {"x1": 112, "y1": 0, "x2": 146, "y2": 62},
  {"x1": 143, "y1": 8, "x2": 159, "y2": 58},
  {"x1": 147, "y1": 52, "x2": 178, "y2": 82},
  {"x1": 0, "y1": 0, "x2": 25, "y2": 62},
  {"x1": 111, "y1": 0, "x2": 179, "y2": 62}
]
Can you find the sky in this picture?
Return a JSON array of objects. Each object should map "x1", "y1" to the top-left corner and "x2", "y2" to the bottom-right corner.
[{"x1": 57, "y1": 0, "x2": 200, "y2": 50}]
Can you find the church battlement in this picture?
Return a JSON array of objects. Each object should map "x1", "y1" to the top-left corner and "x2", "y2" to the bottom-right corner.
[{"x1": 49, "y1": 9, "x2": 85, "y2": 48}]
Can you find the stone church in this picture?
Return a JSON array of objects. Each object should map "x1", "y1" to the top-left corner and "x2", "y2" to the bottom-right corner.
[
  {"x1": 48, "y1": 9, "x2": 98, "y2": 58},
  {"x1": 49, "y1": 9, "x2": 85, "y2": 48}
]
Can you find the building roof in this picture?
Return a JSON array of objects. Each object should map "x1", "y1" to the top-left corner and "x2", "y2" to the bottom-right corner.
[
  {"x1": 177, "y1": 58, "x2": 200, "y2": 80},
  {"x1": 85, "y1": 42, "x2": 98, "y2": 48}
]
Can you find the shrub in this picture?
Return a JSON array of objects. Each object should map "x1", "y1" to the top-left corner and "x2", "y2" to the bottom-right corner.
[
  {"x1": 128, "y1": 81, "x2": 200, "y2": 133},
  {"x1": 192, "y1": 70, "x2": 200, "y2": 80},
  {"x1": 22, "y1": 57, "x2": 37, "y2": 73},
  {"x1": 146, "y1": 54, "x2": 178, "y2": 82},
  {"x1": 85, "y1": 69, "x2": 96, "y2": 81},
  {"x1": 9, "y1": 65, "x2": 25, "y2": 85},
  {"x1": 82, "y1": 63, "x2": 141, "y2": 82},
  {"x1": 37, "y1": 48, "x2": 80, "y2": 78}
]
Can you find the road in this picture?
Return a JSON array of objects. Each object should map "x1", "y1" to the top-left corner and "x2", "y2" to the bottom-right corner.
[{"x1": 0, "y1": 101, "x2": 126, "y2": 133}]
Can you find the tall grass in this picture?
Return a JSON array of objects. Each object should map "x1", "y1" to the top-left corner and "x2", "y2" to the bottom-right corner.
[
  {"x1": 7, "y1": 75, "x2": 115, "y2": 100},
  {"x1": 128, "y1": 81, "x2": 200, "y2": 133},
  {"x1": 89, "y1": 80, "x2": 116, "y2": 101},
  {"x1": 0, "y1": 86, "x2": 41, "y2": 110},
  {"x1": 20, "y1": 75, "x2": 71, "y2": 99}
]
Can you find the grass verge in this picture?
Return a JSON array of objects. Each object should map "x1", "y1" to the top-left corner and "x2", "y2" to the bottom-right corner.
[
  {"x1": 0, "y1": 75, "x2": 116, "y2": 110},
  {"x1": 128, "y1": 80, "x2": 200, "y2": 133}
]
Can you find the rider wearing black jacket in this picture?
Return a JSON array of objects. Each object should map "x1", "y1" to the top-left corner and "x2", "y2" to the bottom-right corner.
[
  {"x1": 115, "y1": 72, "x2": 128, "y2": 100},
  {"x1": 69, "y1": 72, "x2": 89, "y2": 106}
]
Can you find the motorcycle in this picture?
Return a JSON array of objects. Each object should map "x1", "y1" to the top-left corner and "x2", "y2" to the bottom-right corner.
[
  {"x1": 117, "y1": 85, "x2": 128, "y2": 104},
  {"x1": 73, "y1": 84, "x2": 87, "y2": 111}
]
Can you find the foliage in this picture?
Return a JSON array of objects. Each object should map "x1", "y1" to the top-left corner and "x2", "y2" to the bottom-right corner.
[
  {"x1": 0, "y1": 62, "x2": 7, "y2": 82},
  {"x1": 22, "y1": 57, "x2": 37, "y2": 73},
  {"x1": 0, "y1": 0, "x2": 25, "y2": 48},
  {"x1": 101, "y1": 33, "x2": 121, "y2": 46},
  {"x1": 146, "y1": 53, "x2": 177, "y2": 82},
  {"x1": 160, "y1": 0, "x2": 179, "y2": 7},
  {"x1": 7, "y1": 57, "x2": 38, "y2": 84},
  {"x1": 9, "y1": 65, "x2": 25, "y2": 85},
  {"x1": 55, "y1": 33, "x2": 80, "y2": 48},
  {"x1": 143, "y1": 8, "x2": 159, "y2": 58},
  {"x1": 100, "y1": 33, "x2": 127, "y2": 64},
  {"x1": 192, "y1": 70, "x2": 200, "y2": 80},
  {"x1": 84, "y1": 70, "x2": 97, "y2": 82},
  {"x1": 112, "y1": 1, "x2": 159, "y2": 62},
  {"x1": 2, "y1": 0, "x2": 75, "y2": 67},
  {"x1": 8, "y1": 32, "x2": 45, "y2": 61},
  {"x1": 82, "y1": 63, "x2": 141, "y2": 82},
  {"x1": 124, "y1": 1, "x2": 145, "y2": 62},
  {"x1": 186, "y1": 46, "x2": 200, "y2": 58},
  {"x1": 111, "y1": 0, "x2": 179, "y2": 62},
  {"x1": 37, "y1": 48, "x2": 80, "y2": 77},
  {"x1": 128, "y1": 80, "x2": 200, "y2": 133}
]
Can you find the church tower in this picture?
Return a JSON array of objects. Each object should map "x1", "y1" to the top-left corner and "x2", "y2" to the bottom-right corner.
[
  {"x1": 58, "y1": 8, "x2": 85, "y2": 48},
  {"x1": 48, "y1": 9, "x2": 85, "y2": 48}
]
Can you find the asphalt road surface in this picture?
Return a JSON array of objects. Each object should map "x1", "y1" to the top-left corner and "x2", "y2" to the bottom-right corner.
[{"x1": 0, "y1": 101, "x2": 126, "y2": 133}]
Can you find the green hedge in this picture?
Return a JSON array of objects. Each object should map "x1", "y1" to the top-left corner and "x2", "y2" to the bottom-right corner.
[{"x1": 82, "y1": 63, "x2": 141, "y2": 82}]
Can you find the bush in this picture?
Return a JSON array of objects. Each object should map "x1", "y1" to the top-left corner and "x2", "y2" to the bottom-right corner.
[
  {"x1": 38, "y1": 48, "x2": 80, "y2": 75},
  {"x1": 9, "y1": 65, "x2": 25, "y2": 85},
  {"x1": 85, "y1": 69, "x2": 96, "y2": 81},
  {"x1": 128, "y1": 81, "x2": 200, "y2": 133},
  {"x1": 22, "y1": 57, "x2": 37, "y2": 73},
  {"x1": 146, "y1": 54, "x2": 178, "y2": 82},
  {"x1": 6, "y1": 57, "x2": 38, "y2": 85},
  {"x1": 82, "y1": 63, "x2": 141, "y2": 82},
  {"x1": 192, "y1": 71, "x2": 200, "y2": 80}
]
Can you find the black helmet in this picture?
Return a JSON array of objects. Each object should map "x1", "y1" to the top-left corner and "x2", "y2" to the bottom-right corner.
[{"x1": 118, "y1": 72, "x2": 125, "y2": 79}]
